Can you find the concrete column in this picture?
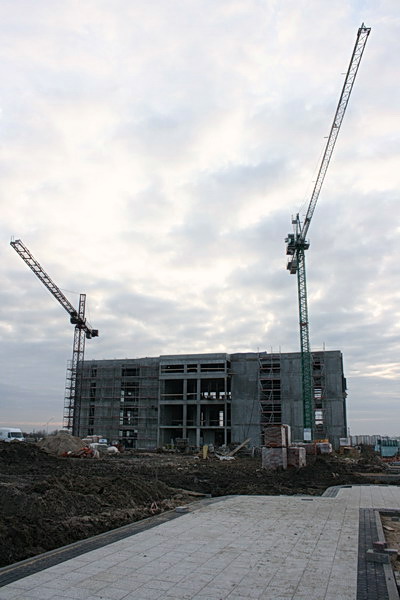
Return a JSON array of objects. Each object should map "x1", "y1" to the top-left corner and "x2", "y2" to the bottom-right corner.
[
  {"x1": 183, "y1": 378, "x2": 187, "y2": 401},
  {"x1": 196, "y1": 377, "x2": 201, "y2": 447},
  {"x1": 156, "y1": 380, "x2": 162, "y2": 448},
  {"x1": 182, "y1": 378, "x2": 187, "y2": 437},
  {"x1": 224, "y1": 376, "x2": 228, "y2": 445},
  {"x1": 182, "y1": 403, "x2": 187, "y2": 438},
  {"x1": 196, "y1": 406, "x2": 201, "y2": 447}
]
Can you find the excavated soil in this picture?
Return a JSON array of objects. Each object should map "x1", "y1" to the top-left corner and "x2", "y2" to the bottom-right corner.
[{"x1": 0, "y1": 442, "x2": 393, "y2": 567}]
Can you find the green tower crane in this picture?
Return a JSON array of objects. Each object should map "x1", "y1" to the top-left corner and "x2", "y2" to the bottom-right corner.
[{"x1": 285, "y1": 23, "x2": 370, "y2": 442}]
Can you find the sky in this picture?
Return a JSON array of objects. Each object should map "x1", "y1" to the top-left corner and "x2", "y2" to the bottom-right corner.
[{"x1": 0, "y1": 0, "x2": 399, "y2": 436}]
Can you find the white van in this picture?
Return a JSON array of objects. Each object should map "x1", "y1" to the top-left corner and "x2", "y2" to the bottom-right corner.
[{"x1": 0, "y1": 428, "x2": 25, "y2": 442}]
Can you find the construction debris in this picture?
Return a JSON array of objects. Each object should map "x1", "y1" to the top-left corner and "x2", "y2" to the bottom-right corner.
[
  {"x1": 61, "y1": 447, "x2": 100, "y2": 459},
  {"x1": 227, "y1": 438, "x2": 251, "y2": 457}
]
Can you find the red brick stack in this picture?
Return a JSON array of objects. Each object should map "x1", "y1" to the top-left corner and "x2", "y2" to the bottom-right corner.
[
  {"x1": 262, "y1": 425, "x2": 288, "y2": 470},
  {"x1": 287, "y1": 446, "x2": 306, "y2": 468},
  {"x1": 262, "y1": 425, "x2": 308, "y2": 470}
]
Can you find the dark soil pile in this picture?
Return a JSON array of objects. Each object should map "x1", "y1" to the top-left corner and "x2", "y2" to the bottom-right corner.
[
  {"x1": 0, "y1": 443, "x2": 192, "y2": 568},
  {"x1": 0, "y1": 442, "x2": 392, "y2": 568},
  {"x1": 130, "y1": 452, "x2": 379, "y2": 496}
]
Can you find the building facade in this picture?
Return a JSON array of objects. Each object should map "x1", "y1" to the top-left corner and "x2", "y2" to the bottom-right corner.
[{"x1": 76, "y1": 350, "x2": 347, "y2": 449}]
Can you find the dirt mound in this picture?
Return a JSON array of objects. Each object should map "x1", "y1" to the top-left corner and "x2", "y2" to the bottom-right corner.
[
  {"x1": 37, "y1": 431, "x2": 86, "y2": 456},
  {"x1": 0, "y1": 447, "x2": 194, "y2": 568},
  {"x1": 0, "y1": 441, "x2": 55, "y2": 464}
]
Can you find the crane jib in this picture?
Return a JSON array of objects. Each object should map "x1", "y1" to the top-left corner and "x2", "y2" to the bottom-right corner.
[
  {"x1": 300, "y1": 23, "x2": 371, "y2": 241},
  {"x1": 10, "y1": 239, "x2": 98, "y2": 337}
]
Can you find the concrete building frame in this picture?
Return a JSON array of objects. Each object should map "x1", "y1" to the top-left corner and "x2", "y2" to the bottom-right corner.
[{"x1": 76, "y1": 350, "x2": 347, "y2": 449}]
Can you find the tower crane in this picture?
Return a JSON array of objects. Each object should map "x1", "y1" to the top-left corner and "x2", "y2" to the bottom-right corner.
[
  {"x1": 10, "y1": 239, "x2": 99, "y2": 434},
  {"x1": 285, "y1": 23, "x2": 370, "y2": 442}
]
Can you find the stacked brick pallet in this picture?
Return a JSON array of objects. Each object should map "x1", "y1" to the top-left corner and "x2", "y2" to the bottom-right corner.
[
  {"x1": 287, "y1": 446, "x2": 306, "y2": 468},
  {"x1": 262, "y1": 424, "x2": 306, "y2": 470},
  {"x1": 262, "y1": 425, "x2": 288, "y2": 470}
]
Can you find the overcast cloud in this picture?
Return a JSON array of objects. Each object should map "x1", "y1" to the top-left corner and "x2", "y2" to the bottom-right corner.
[{"x1": 1, "y1": 0, "x2": 399, "y2": 435}]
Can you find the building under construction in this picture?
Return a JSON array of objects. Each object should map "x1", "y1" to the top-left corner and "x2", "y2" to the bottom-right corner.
[{"x1": 76, "y1": 350, "x2": 347, "y2": 450}]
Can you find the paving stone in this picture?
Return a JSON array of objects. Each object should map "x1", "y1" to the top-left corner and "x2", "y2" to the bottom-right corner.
[
  {"x1": 0, "y1": 589, "x2": 23, "y2": 600},
  {"x1": 366, "y1": 550, "x2": 391, "y2": 564}
]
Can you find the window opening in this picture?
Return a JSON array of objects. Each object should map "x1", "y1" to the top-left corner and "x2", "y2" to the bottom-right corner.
[{"x1": 122, "y1": 367, "x2": 139, "y2": 377}]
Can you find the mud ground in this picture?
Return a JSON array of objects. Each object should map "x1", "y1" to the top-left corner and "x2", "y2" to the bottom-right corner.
[
  {"x1": 0, "y1": 442, "x2": 392, "y2": 568},
  {"x1": 381, "y1": 514, "x2": 400, "y2": 574}
]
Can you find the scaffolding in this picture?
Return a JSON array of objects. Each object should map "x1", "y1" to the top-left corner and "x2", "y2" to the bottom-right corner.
[
  {"x1": 258, "y1": 350, "x2": 328, "y2": 439},
  {"x1": 312, "y1": 351, "x2": 327, "y2": 438},
  {"x1": 77, "y1": 360, "x2": 159, "y2": 448},
  {"x1": 258, "y1": 353, "x2": 282, "y2": 427}
]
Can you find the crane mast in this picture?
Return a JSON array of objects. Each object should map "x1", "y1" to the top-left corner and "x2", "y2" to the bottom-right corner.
[
  {"x1": 10, "y1": 239, "x2": 99, "y2": 434},
  {"x1": 285, "y1": 23, "x2": 370, "y2": 441}
]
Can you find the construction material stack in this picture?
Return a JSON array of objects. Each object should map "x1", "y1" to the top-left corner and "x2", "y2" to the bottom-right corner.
[
  {"x1": 287, "y1": 446, "x2": 307, "y2": 468},
  {"x1": 262, "y1": 425, "x2": 289, "y2": 470},
  {"x1": 262, "y1": 424, "x2": 309, "y2": 470}
]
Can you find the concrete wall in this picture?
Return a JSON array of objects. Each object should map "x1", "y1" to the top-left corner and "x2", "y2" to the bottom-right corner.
[
  {"x1": 279, "y1": 351, "x2": 347, "y2": 447},
  {"x1": 322, "y1": 352, "x2": 347, "y2": 449},
  {"x1": 280, "y1": 353, "x2": 304, "y2": 443},
  {"x1": 230, "y1": 353, "x2": 261, "y2": 446}
]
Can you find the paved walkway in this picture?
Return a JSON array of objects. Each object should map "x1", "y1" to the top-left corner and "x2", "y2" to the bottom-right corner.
[{"x1": 1, "y1": 485, "x2": 400, "y2": 600}]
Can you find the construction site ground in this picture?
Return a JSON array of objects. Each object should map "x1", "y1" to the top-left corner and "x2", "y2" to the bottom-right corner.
[{"x1": 0, "y1": 441, "x2": 395, "y2": 568}]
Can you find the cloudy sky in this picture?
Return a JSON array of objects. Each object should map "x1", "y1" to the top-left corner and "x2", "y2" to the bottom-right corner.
[{"x1": 1, "y1": 0, "x2": 399, "y2": 436}]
